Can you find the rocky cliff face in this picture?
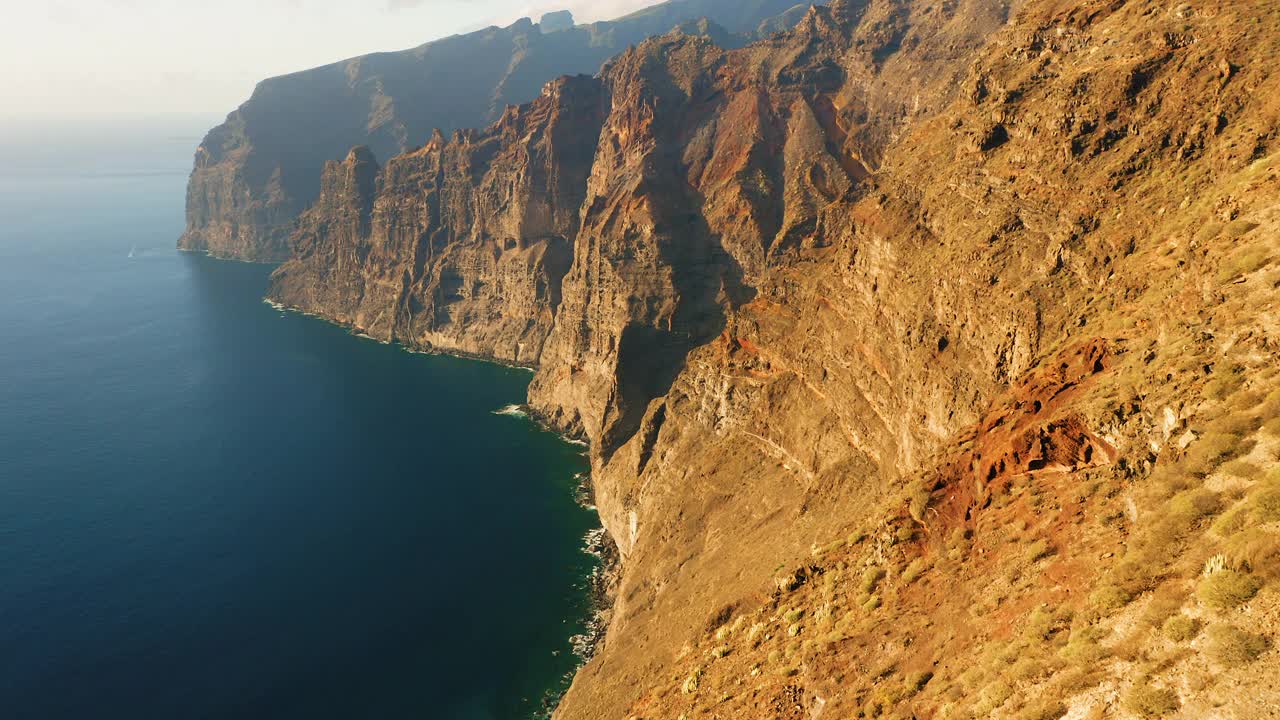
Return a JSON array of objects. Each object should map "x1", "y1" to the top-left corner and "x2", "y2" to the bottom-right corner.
[
  {"x1": 179, "y1": 0, "x2": 825, "y2": 262},
  {"x1": 269, "y1": 75, "x2": 605, "y2": 365},
  {"x1": 271, "y1": 0, "x2": 1280, "y2": 717}
]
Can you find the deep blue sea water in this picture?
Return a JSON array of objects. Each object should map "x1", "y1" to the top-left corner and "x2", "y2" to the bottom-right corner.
[{"x1": 0, "y1": 117, "x2": 597, "y2": 720}]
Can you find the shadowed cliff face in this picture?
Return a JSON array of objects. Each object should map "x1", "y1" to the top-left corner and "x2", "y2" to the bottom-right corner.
[
  {"x1": 271, "y1": 0, "x2": 1280, "y2": 717},
  {"x1": 268, "y1": 75, "x2": 607, "y2": 366},
  {"x1": 179, "y1": 0, "x2": 826, "y2": 262}
]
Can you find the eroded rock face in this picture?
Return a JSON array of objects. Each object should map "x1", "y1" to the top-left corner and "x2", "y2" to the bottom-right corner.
[
  {"x1": 268, "y1": 75, "x2": 606, "y2": 366},
  {"x1": 267, "y1": 0, "x2": 1280, "y2": 717},
  {"x1": 179, "y1": 0, "x2": 826, "y2": 261}
]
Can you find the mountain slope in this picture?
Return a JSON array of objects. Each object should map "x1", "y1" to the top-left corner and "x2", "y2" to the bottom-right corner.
[
  {"x1": 178, "y1": 0, "x2": 822, "y2": 261},
  {"x1": 268, "y1": 0, "x2": 1280, "y2": 718}
]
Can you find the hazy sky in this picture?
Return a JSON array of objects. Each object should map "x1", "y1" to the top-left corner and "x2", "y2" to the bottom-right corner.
[{"x1": 1, "y1": 0, "x2": 663, "y2": 121}]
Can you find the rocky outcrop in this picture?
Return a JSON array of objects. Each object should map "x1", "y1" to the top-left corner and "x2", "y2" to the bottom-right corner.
[
  {"x1": 268, "y1": 75, "x2": 606, "y2": 365},
  {"x1": 268, "y1": 0, "x2": 1280, "y2": 717},
  {"x1": 180, "y1": 0, "x2": 826, "y2": 261}
]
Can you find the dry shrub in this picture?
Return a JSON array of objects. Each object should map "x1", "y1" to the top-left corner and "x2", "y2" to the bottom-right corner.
[
  {"x1": 1225, "y1": 530, "x2": 1280, "y2": 579},
  {"x1": 1225, "y1": 220, "x2": 1262, "y2": 238},
  {"x1": 1169, "y1": 488, "x2": 1223, "y2": 521},
  {"x1": 1208, "y1": 411, "x2": 1263, "y2": 436},
  {"x1": 1205, "y1": 368, "x2": 1246, "y2": 400},
  {"x1": 1018, "y1": 698, "x2": 1067, "y2": 720},
  {"x1": 1222, "y1": 459, "x2": 1262, "y2": 479},
  {"x1": 1148, "y1": 463, "x2": 1195, "y2": 499},
  {"x1": 1212, "y1": 504, "x2": 1251, "y2": 537},
  {"x1": 1142, "y1": 584, "x2": 1187, "y2": 628},
  {"x1": 1196, "y1": 222, "x2": 1225, "y2": 243},
  {"x1": 1124, "y1": 683, "x2": 1180, "y2": 718},
  {"x1": 1198, "y1": 570, "x2": 1263, "y2": 610},
  {"x1": 1183, "y1": 432, "x2": 1246, "y2": 476},
  {"x1": 1263, "y1": 417, "x2": 1280, "y2": 437},
  {"x1": 1253, "y1": 485, "x2": 1280, "y2": 522},
  {"x1": 1217, "y1": 246, "x2": 1272, "y2": 283},
  {"x1": 1025, "y1": 539, "x2": 1054, "y2": 564},
  {"x1": 1207, "y1": 623, "x2": 1269, "y2": 667},
  {"x1": 860, "y1": 567, "x2": 885, "y2": 594},
  {"x1": 1162, "y1": 614, "x2": 1200, "y2": 642},
  {"x1": 901, "y1": 558, "x2": 929, "y2": 584}
]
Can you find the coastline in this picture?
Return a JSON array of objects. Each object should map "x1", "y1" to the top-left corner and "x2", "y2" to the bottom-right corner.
[
  {"x1": 264, "y1": 288, "x2": 621, "y2": 720},
  {"x1": 261, "y1": 296, "x2": 541, "y2": 373}
]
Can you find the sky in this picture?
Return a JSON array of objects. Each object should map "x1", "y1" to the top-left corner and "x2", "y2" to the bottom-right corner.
[{"x1": 0, "y1": 0, "x2": 664, "y2": 121}]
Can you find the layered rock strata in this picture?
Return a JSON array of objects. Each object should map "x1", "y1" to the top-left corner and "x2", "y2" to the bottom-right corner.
[
  {"x1": 270, "y1": 0, "x2": 1280, "y2": 717},
  {"x1": 180, "y1": 1, "x2": 824, "y2": 261}
]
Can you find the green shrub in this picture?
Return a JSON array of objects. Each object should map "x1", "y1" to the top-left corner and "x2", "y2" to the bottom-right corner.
[
  {"x1": 1207, "y1": 623, "x2": 1269, "y2": 666},
  {"x1": 974, "y1": 681, "x2": 1014, "y2": 716},
  {"x1": 1198, "y1": 570, "x2": 1263, "y2": 610},
  {"x1": 1025, "y1": 604, "x2": 1070, "y2": 640},
  {"x1": 1060, "y1": 623, "x2": 1110, "y2": 664},
  {"x1": 1162, "y1": 614, "x2": 1200, "y2": 642},
  {"x1": 862, "y1": 595, "x2": 882, "y2": 612},
  {"x1": 1263, "y1": 417, "x2": 1280, "y2": 437},
  {"x1": 1124, "y1": 683, "x2": 1180, "y2": 718},
  {"x1": 1009, "y1": 656, "x2": 1049, "y2": 682},
  {"x1": 782, "y1": 608, "x2": 804, "y2": 624}
]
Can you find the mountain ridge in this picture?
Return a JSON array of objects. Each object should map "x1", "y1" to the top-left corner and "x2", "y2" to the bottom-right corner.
[
  {"x1": 264, "y1": 0, "x2": 1280, "y2": 717},
  {"x1": 178, "y1": 0, "x2": 823, "y2": 261}
]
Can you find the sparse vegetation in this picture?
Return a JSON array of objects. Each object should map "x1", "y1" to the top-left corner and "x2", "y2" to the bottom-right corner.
[
  {"x1": 860, "y1": 567, "x2": 885, "y2": 594},
  {"x1": 901, "y1": 558, "x2": 929, "y2": 584},
  {"x1": 1225, "y1": 530, "x2": 1280, "y2": 579},
  {"x1": 1124, "y1": 683, "x2": 1180, "y2": 718},
  {"x1": 1222, "y1": 459, "x2": 1261, "y2": 479},
  {"x1": 1183, "y1": 433, "x2": 1245, "y2": 476},
  {"x1": 1169, "y1": 488, "x2": 1223, "y2": 521},
  {"x1": 1213, "y1": 505, "x2": 1251, "y2": 536},
  {"x1": 1161, "y1": 614, "x2": 1200, "y2": 642},
  {"x1": 1198, "y1": 570, "x2": 1262, "y2": 610},
  {"x1": 1025, "y1": 539, "x2": 1054, "y2": 564},
  {"x1": 1207, "y1": 624, "x2": 1269, "y2": 667},
  {"x1": 1090, "y1": 584, "x2": 1133, "y2": 613}
]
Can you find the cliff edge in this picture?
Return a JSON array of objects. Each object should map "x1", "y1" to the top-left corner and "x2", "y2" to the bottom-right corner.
[
  {"x1": 271, "y1": 0, "x2": 1280, "y2": 717},
  {"x1": 179, "y1": 0, "x2": 824, "y2": 261}
]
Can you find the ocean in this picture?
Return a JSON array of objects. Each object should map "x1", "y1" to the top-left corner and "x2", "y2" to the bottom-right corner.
[{"x1": 0, "y1": 116, "x2": 598, "y2": 719}]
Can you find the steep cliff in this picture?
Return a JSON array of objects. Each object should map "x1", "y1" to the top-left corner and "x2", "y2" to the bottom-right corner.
[
  {"x1": 269, "y1": 75, "x2": 606, "y2": 365},
  {"x1": 179, "y1": 0, "x2": 825, "y2": 261},
  {"x1": 270, "y1": 0, "x2": 1280, "y2": 718}
]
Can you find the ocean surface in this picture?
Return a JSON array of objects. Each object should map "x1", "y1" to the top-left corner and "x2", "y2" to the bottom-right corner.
[{"x1": 0, "y1": 117, "x2": 598, "y2": 720}]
